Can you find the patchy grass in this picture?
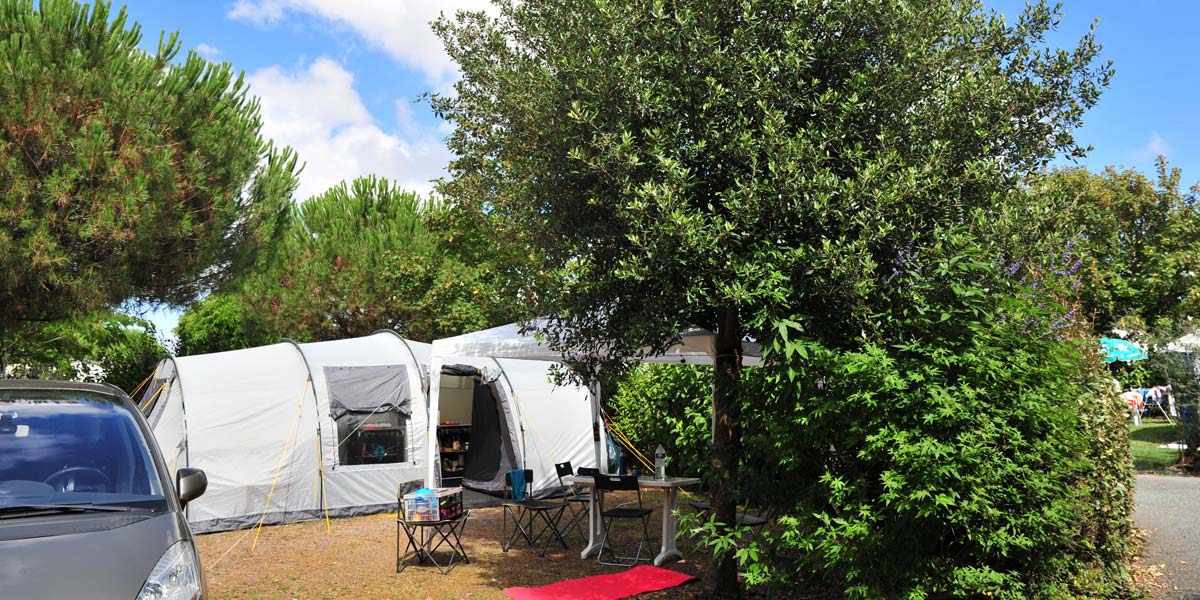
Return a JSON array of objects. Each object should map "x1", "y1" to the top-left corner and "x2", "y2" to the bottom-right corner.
[
  {"x1": 195, "y1": 490, "x2": 707, "y2": 600},
  {"x1": 1130, "y1": 420, "x2": 1182, "y2": 472}
]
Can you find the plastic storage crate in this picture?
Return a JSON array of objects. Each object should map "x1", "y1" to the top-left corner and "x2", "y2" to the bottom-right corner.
[{"x1": 402, "y1": 487, "x2": 463, "y2": 522}]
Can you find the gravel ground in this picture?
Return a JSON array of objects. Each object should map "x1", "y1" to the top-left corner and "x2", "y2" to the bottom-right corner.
[
  {"x1": 195, "y1": 489, "x2": 706, "y2": 599},
  {"x1": 1136, "y1": 474, "x2": 1200, "y2": 600}
]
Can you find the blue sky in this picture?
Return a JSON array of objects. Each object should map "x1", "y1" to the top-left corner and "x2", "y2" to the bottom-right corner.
[
  {"x1": 126, "y1": 0, "x2": 1199, "y2": 340},
  {"x1": 987, "y1": 0, "x2": 1200, "y2": 180}
]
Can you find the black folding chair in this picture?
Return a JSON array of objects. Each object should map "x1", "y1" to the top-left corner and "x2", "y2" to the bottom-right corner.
[
  {"x1": 686, "y1": 498, "x2": 768, "y2": 553},
  {"x1": 592, "y1": 473, "x2": 653, "y2": 567},
  {"x1": 502, "y1": 469, "x2": 569, "y2": 557},
  {"x1": 687, "y1": 499, "x2": 768, "y2": 530},
  {"x1": 555, "y1": 462, "x2": 591, "y2": 543}
]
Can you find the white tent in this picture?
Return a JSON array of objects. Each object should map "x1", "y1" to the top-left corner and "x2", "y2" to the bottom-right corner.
[
  {"x1": 426, "y1": 322, "x2": 762, "y2": 493},
  {"x1": 141, "y1": 331, "x2": 430, "y2": 533}
]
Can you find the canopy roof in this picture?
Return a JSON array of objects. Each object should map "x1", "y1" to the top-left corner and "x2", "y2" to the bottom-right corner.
[{"x1": 431, "y1": 321, "x2": 762, "y2": 366}]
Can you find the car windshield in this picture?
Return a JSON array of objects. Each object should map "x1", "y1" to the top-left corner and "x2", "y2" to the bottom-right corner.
[{"x1": 0, "y1": 389, "x2": 166, "y2": 510}]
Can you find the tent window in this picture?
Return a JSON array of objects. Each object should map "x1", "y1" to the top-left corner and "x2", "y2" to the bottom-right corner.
[
  {"x1": 325, "y1": 365, "x2": 411, "y2": 466},
  {"x1": 335, "y1": 411, "x2": 407, "y2": 465}
]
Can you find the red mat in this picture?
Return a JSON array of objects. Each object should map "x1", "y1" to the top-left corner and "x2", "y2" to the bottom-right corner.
[{"x1": 503, "y1": 565, "x2": 697, "y2": 600}]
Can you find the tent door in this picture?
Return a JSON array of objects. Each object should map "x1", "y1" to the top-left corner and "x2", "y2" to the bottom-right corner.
[{"x1": 435, "y1": 374, "x2": 518, "y2": 493}]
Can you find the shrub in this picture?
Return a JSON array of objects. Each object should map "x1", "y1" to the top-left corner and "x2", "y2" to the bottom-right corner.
[
  {"x1": 748, "y1": 233, "x2": 1135, "y2": 599},
  {"x1": 607, "y1": 364, "x2": 711, "y2": 479}
]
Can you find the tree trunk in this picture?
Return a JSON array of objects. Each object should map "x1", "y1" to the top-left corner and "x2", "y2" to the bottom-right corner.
[{"x1": 707, "y1": 306, "x2": 742, "y2": 597}]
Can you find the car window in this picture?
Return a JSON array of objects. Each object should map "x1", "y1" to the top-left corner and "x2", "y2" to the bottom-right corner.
[{"x1": 0, "y1": 390, "x2": 166, "y2": 510}]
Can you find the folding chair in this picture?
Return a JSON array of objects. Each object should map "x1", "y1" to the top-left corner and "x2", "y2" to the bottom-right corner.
[
  {"x1": 555, "y1": 461, "x2": 590, "y2": 543},
  {"x1": 686, "y1": 498, "x2": 768, "y2": 553},
  {"x1": 687, "y1": 499, "x2": 768, "y2": 530},
  {"x1": 396, "y1": 476, "x2": 469, "y2": 575},
  {"x1": 396, "y1": 510, "x2": 470, "y2": 575},
  {"x1": 502, "y1": 469, "x2": 570, "y2": 557},
  {"x1": 592, "y1": 473, "x2": 653, "y2": 567}
]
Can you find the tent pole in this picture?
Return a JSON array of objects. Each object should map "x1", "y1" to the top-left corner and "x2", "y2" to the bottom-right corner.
[
  {"x1": 281, "y1": 340, "x2": 326, "y2": 523},
  {"x1": 427, "y1": 358, "x2": 443, "y2": 487},
  {"x1": 591, "y1": 380, "x2": 603, "y2": 471}
]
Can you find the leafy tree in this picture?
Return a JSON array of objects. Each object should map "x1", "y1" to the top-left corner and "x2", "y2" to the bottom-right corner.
[
  {"x1": 174, "y1": 293, "x2": 268, "y2": 356},
  {"x1": 1028, "y1": 161, "x2": 1200, "y2": 334},
  {"x1": 239, "y1": 177, "x2": 520, "y2": 343},
  {"x1": 432, "y1": 0, "x2": 1110, "y2": 594},
  {"x1": 0, "y1": 0, "x2": 299, "y2": 342},
  {"x1": 95, "y1": 315, "x2": 165, "y2": 393},
  {"x1": 608, "y1": 234, "x2": 1134, "y2": 599},
  {"x1": 0, "y1": 311, "x2": 164, "y2": 393}
]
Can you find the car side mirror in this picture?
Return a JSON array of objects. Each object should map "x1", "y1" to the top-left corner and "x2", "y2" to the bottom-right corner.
[{"x1": 176, "y1": 468, "x2": 207, "y2": 507}]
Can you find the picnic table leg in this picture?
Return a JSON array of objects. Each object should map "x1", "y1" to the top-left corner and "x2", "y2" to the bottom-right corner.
[
  {"x1": 654, "y1": 487, "x2": 683, "y2": 566},
  {"x1": 580, "y1": 487, "x2": 604, "y2": 559}
]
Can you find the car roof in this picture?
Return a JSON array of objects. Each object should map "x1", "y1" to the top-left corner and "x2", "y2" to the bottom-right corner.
[{"x1": 0, "y1": 379, "x2": 128, "y2": 399}]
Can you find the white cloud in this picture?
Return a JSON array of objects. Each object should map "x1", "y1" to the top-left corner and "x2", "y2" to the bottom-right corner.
[
  {"x1": 195, "y1": 43, "x2": 222, "y2": 59},
  {"x1": 247, "y1": 57, "x2": 450, "y2": 200},
  {"x1": 394, "y1": 98, "x2": 416, "y2": 134},
  {"x1": 228, "y1": 0, "x2": 493, "y2": 85},
  {"x1": 1132, "y1": 130, "x2": 1172, "y2": 162},
  {"x1": 226, "y1": 0, "x2": 287, "y2": 25}
]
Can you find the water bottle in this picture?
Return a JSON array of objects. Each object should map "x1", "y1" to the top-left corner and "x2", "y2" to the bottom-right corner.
[{"x1": 654, "y1": 445, "x2": 666, "y2": 480}]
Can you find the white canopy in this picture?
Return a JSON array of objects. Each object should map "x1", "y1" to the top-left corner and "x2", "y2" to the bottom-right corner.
[
  {"x1": 430, "y1": 321, "x2": 762, "y2": 366},
  {"x1": 1167, "y1": 333, "x2": 1200, "y2": 353}
]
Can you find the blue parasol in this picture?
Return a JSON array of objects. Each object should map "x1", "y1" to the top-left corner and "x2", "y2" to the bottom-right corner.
[{"x1": 1100, "y1": 337, "x2": 1148, "y2": 363}]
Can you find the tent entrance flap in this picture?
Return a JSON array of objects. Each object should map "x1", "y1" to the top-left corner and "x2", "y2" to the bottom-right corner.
[{"x1": 460, "y1": 379, "x2": 518, "y2": 492}]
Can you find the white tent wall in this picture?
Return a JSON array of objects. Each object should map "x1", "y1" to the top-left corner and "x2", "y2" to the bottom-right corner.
[
  {"x1": 169, "y1": 343, "x2": 319, "y2": 532},
  {"x1": 495, "y1": 358, "x2": 599, "y2": 493},
  {"x1": 425, "y1": 353, "x2": 604, "y2": 494},
  {"x1": 143, "y1": 332, "x2": 432, "y2": 533},
  {"x1": 296, "y1": 332, "x2": 431, "y2": 516}
]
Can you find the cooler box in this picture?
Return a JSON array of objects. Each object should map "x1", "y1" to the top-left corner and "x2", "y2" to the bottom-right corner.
[{"x1": 402, "y1": 487, "x2": 463, "y2": 522}]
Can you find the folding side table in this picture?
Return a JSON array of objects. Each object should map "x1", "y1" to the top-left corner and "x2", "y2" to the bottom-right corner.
[{"x1": 396, "y1": 510, "x2": 470, "y2": 575}]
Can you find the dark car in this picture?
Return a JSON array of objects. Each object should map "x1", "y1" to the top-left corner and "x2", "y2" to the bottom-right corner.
[{"x1": 0, "y1": 380, "x2": 208, "y2": 600}]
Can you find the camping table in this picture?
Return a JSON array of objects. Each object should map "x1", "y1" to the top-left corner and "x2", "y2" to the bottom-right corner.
[
  {"x1": 564, "y1": 474, "x2": 700, "y2": 566},
  {"x1": 396, "y1": 511, "x2": 470, "y2": 575}
]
